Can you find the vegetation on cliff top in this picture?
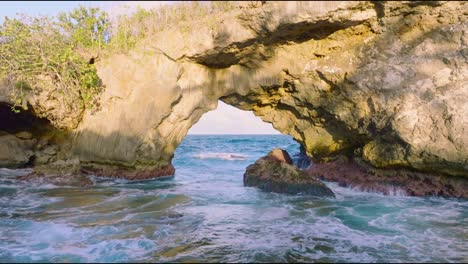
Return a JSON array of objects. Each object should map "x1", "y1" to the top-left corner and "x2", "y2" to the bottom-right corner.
[
  {"x1": 0, "y1": 6, "x2": 107, "y2": 112},
  {"x1": 0, "y1": 2, "x2": 242, "y2": 114}
]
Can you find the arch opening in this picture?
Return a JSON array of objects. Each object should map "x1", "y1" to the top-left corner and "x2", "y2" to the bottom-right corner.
[
  {"x1": 188, "y1": 101, "x2": 280, "y2": 135},
  {"x1": 0, "y1": 102, "x2": 52, "y2": 135},
  {"x1": 174, "y1": 100, "x2": 310, "y2": 170}
]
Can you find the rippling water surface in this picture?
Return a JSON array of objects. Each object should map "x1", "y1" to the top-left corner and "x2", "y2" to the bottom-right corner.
[{"x1": 0, "y1": 135, "x2": 467, "y2": 262}]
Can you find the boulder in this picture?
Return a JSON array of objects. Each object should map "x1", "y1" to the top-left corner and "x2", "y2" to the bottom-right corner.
[
  {"x1": 244, "y1": 148, "x2": 334, "y2": 197},
  {"x1": 0, "y1": 133, "x2": 35, "y2": 168}
]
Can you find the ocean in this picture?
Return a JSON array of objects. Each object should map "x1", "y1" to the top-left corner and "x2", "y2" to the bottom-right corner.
[{"x1": 0, "y1": 135, "x2": 466, "y2": 262}]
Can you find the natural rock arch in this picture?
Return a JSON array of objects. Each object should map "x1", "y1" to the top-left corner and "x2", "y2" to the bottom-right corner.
[
  {"x1": 69, "y1": 1, "x2": 467, "y2": 180},
  {"x1": 2, "y1": 1, "x2": 467, "y2": 183}
]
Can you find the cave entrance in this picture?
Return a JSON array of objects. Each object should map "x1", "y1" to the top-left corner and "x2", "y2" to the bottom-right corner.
[
  {"x1": 0, "y1": 102, "x2": 52, "y2": 135},
  {"x1": 0, "y1": 102, "x2": 54, "y2": 168}
]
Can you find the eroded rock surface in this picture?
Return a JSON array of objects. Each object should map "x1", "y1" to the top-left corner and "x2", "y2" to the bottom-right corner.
[
  {"x1": 1, "y1": 1, "x2": 467, "y2": 191},
  {"x1": 244, "y1": 148, "x2": 335, "y2": 196}
]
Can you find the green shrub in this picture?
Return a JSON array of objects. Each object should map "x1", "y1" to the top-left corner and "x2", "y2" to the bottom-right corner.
[{"x1": 0, "y1": 6, "x2": 108, "y2": 112}]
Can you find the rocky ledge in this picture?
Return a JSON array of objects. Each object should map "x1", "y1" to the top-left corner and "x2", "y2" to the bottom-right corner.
[
  {"x1": 244, "y1": 148, "x2": 334, "y2": 197},
  {"x1": 307, "y1": 155, "x2": 468, "y2": 198}
]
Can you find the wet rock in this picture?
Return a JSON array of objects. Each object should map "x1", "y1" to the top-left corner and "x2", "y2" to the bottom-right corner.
[
  {"x1": 19, "y1": 172, "x2": 93, "y2": 187},
  {"x1": 307, "y1": 155, "x2": 468, "y2": 198},
  {"x1": 0, "y1": 133, "x2": 35, "y2": 168},
  {"x1": 244, "y1": 148, "x2": 334, "y2": 197},
  {"x1": 18, "y1": 159, "x2": 93, "y2": 187},
  {"x1": 81, "y1": 163, "x2": 176, "y2": 180}
]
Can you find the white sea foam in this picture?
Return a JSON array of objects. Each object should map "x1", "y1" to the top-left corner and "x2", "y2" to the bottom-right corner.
[
  {"x1": 192, "y1": 152, "x2": 248, "y2": 161},
  {"x1": 0, "y1": 168, "x2": 32, "y2": 177}
]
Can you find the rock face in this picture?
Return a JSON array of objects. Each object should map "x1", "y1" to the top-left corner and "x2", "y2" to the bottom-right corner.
[
  {"x1": 1, "y1": 1, "x2": 467, "y2": 193},
  {"x1": 244, "y1": 148, "x2": 335, "y2": 196}
]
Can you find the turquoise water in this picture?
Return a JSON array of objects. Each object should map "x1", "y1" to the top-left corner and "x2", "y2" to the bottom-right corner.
[{"x1": 0, "y1": 135, "x2": 466, "y2": 262}]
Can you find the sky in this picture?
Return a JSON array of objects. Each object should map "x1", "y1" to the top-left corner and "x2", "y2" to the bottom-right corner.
[
  {"x1": 1, "y1": 1, "x2": 280, "y2": 135},
  {"x1": 0, "y1": 1, "x2": 172, "y2": 22},
  {"x1": 1, "y1": 1, "x2": 106, "y2": 22},
  {"x1": 188, "y1": 101, "x2": 279, "y2": 135}
]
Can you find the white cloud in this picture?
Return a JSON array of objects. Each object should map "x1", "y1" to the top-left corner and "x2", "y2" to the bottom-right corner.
[{"x1": 188, "y1": 101, "x2": 280, "y2": 135}]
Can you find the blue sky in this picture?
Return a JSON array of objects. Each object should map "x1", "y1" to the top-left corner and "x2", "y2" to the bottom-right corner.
[
  {"x1": 1, "y1": 1, "x2": 108, "y2": 22},
  {"x1": 0, "y1": 1, "x2": 279, "y2": 135}
]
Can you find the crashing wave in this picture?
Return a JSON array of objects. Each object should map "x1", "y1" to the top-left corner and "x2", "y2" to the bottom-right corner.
[
  {"x1": 0, "y1": 168, "x2": 33, "y2": 177},
  {"x1": 192, "y1": 152, "x2": 248, "y2": 161}
]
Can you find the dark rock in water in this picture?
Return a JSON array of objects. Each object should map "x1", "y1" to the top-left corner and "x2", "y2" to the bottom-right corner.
[
  {"x1": 244, "y1": 148, "x2": 334, "y2": 197},
  {"x1": 19, "y1": 172, "x2": 93, "y2": 187},
  {"x1": 307, "y1": 155, "x2": 468, "y2": 198},
  {"x1": 292, "y1": 144, "x2": 312, "y2": 170},
  {"x1": 81, "y1": 163, "x2": 176, "y2": 180}
]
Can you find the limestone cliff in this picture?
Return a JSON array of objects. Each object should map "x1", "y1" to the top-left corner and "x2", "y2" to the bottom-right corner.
[{"x1": 1, "y1": 1, "x2": 467, "y2": 192}]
